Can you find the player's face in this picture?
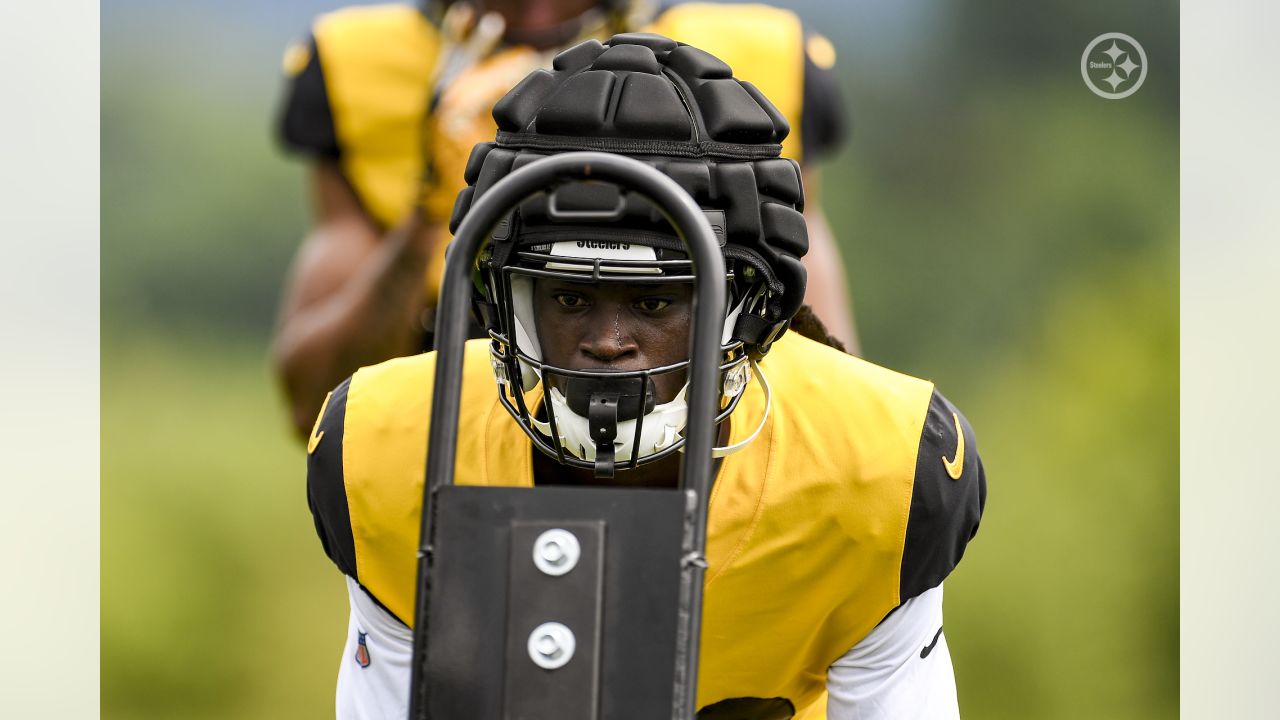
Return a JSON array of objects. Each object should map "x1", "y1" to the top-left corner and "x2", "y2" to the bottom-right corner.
[
  {"x1": 531, "y1": 278, "x2": 693, "y2": 404},
  {"x1": 476, "y1": 0, "x2": 601, "y2": 29}
]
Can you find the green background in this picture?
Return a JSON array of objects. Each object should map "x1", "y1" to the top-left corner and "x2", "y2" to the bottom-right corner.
[{"x1": 102, "y1": 1, "x2": 1178, "y2": 717}]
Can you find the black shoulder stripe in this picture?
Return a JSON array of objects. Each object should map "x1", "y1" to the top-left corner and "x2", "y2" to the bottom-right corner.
[
  {"x1": 799, "y1": 32, "x2": 848, "y2": 165},
  {"x1": 357, "y1": 580, "x2": 408, "y2": 627},
  {"x1": 277, "y1": 35, "x2": 341, "y2": 159},
  {"x1": 900, "y1": 389, "x2": 987, "y2": 602},
  {"x1": 307, "y1": 376, "x2": 357, "y2": 580},
  {"x1": 696, "y1": 696, "x2": 796, "y2": 719}
]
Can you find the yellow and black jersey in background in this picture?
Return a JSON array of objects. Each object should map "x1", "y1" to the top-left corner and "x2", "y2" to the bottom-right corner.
[
  {"x1": 306, "y1": 332, "x2": 986, "y2": 719},
  {"x1": 276, "y1": 0, "x2": 848, "y2": 303}
]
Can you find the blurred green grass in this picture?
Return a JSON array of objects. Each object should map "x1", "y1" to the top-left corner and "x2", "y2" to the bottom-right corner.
[
  {"x1": 102, "y1": 334, "x2": 344, "y2": 718},
  {"x1": 947, "y1": 240, "x2": 1178, "y2": 719}
]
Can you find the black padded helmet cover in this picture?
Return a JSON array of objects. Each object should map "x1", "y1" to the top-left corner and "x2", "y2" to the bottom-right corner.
[{"x1": 451, "y1": 32, "x2": 810, "y2": 354}]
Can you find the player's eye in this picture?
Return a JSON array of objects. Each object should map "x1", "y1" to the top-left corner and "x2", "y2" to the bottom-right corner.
[
  {"x1": 554, "y1": 293, "x2": 588, "y2": 308},
  {"x1": 634, "y1": 297, "x2": 670, "y2": 313}
]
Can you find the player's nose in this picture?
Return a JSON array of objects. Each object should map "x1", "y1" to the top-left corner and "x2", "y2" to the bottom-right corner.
[{"x1": 578, "y1": 309, "x2": 639, "y2": 364}]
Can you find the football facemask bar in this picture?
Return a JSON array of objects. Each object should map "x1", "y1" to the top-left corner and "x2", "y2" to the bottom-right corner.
[{"x1": 484, "y1": 231, "x2": 765, "y2": 478}]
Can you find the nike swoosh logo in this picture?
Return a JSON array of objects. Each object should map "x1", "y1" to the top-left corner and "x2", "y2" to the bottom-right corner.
[
  {"x1": 941, "y1": 412, "x2": 964, "y2": 480},
  {"x1": 920, "y1": 626, "x2": 944, "y2": 659},
  {"x1": 308, "y1": 391, "x2": 333, "y2": 455}
]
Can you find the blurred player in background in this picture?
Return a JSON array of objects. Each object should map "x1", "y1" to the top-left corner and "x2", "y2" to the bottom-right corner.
[
  {"x1": 306, "y1": 34, "x2": 984, "y2": 719},
  {"x1": 272, "y1": 0, "x2": 859, "y2": 438}
]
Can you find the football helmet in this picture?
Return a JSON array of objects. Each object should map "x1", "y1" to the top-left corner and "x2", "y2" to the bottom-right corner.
[{"x1": 448, "y1": 33, "x2": 809, "y2": 477}]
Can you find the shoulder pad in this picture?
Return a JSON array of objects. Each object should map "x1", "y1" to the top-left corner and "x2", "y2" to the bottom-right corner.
[
  {"x1": 307, "y1": 376, "x2": 357, "y2": 580},
  {"x1": 900, "y1": 389, "x2": 986, "y2": 601},
  {"x1": 647, "y1": 2, "x2": 805, "y2": 161}
]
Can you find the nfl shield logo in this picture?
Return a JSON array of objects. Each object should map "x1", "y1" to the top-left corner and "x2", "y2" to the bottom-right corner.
[{"x1": 355, "y1": 631, "x2": 371, "y2": 668}]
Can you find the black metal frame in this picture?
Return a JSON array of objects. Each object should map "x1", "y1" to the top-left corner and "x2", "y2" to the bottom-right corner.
[{"x1": 408, "y1": 152, "x2": 727, "y2": 719}]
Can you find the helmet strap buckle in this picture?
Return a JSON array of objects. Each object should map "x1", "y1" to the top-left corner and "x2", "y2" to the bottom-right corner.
[{"x1": 588, "y1": 392, "x2": 620, "y2": 479}]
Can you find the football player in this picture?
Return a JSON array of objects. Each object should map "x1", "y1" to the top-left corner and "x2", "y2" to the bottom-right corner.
[
  {"x1": 305, "y1": 35, "x2": 986, "y2": 719},
  {"x1": 273, "y1": 0, "x2": 858, "y2": 438}
]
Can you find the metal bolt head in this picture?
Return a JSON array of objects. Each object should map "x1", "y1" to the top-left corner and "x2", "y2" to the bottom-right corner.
[
  {"x1": 528, "y1": 622, "x2": 575, "y2": 669},
  {"x1": 540, "y1": 540, "x2": 564, "y2": 564},
  {"x1": 532, "y1": 529, "x2": 580, "y2": 576},
  {"x1": 535, "y1": 635, "x2": 561, "y2": 658}
]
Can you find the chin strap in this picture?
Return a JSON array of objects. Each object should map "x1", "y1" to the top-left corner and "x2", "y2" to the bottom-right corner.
[
  {"x1": 587, "y1": 391, "x2": 620, "y2": 479},
  {"x1": 709, "y1": 359, "x2": 771, "y2": 459}
]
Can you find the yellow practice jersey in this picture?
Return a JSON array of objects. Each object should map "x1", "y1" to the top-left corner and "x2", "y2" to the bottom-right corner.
[
  {"x1": 277, "y1": 2, "x2": 847, "y2": 304},
  {"x1": 306, "y1": 332, "x2": 986, "y2": 718}
]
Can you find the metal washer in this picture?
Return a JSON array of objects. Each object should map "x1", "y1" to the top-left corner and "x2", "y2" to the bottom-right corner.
[
  {"x1": 527, "y1": 621, "x2": 576, "y2": 670},
  {"x1": 532, "y1": 528, "x2": 580, "y2": 576}
]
